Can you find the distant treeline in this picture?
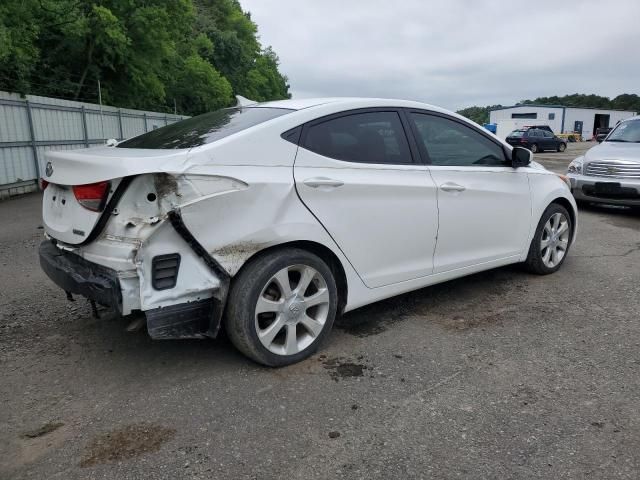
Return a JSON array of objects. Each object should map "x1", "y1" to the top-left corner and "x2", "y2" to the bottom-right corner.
[
  {"x1": 0, "y1": 0, "x2": 290, "y2": 116},
  {"x1": 457, "y1": 94, "x2": 640, "y2": 125}
]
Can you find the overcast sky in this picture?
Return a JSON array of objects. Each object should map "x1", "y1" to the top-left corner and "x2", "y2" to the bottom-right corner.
[{"x1": 241, "y1": 0, "x2": 640, "y2": 111}]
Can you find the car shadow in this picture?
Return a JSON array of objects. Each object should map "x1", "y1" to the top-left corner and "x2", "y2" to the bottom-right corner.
[
  {"x1": 39, "y1": 264, "x2": 528, "y2": 371},
  {"x1": 578, "y1": 201, "x2": 640, "y2": 231},
  {"x1": 337, "y1": 263, "x2": 530, "y2": 337}
]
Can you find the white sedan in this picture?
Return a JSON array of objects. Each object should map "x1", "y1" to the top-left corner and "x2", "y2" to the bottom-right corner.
[{"x1": 39, "y1": 97, "x2": 577, "y2": 366}]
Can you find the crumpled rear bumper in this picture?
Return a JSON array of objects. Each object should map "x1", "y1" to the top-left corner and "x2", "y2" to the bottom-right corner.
[
  {"x1": 39, "y1": 237, "x2": 227, "y2": 340},
  {"x1": 39, "y1": 239, "x2": 122, "y2": 312}
]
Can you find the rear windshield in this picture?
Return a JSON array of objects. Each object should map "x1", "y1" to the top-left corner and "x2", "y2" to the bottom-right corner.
[
  {"x1": 509, "y1": 130, "x2": 526, "y2": 138},
  {"x1": 117, "y1": 107, "x2": 293, "y2": 149}
]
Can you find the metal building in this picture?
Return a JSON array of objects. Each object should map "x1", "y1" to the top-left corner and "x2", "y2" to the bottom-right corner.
[
  {"x1": 489, "y1": 104, "x2": 637, "y2": 140},
  {"x1": 0, "y1": 90, "x2": 188, "y2": 198}
]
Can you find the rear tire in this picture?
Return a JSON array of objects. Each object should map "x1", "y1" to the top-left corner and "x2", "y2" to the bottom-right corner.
[
  {"x1": 224, "y1": 248, "x2": 338, "y2": 367},
  {"x1": 530, "y1": 143, "x2": 539, "y2": 153},
  {"x1": 524, "y1": 203, "x2": 573, "y2": 275}
]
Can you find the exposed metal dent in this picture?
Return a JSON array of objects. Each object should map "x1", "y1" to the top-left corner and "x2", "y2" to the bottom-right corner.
[
  {"x1": 154, "y1": 173, "x2": 180, "y2": 198},
  {"x1": 211, "y1": 241, "x2": 267, "y2": 276}
]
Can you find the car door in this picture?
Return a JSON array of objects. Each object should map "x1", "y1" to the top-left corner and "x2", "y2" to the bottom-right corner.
[
  {"x1": 543, "y1": 130, "x2": 556, "y2": 150},
  {"x1": 294, "y1": 109, "x2": 439, "y2": 288},
  {"x1": 527, "y1": 129, "x2": 540, "y2": 150},
  {"x1": 407, "y1": 111, "x2": 532, "y2": 273}
]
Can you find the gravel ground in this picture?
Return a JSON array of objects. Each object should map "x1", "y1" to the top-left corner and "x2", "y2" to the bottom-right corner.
[{"x1": 1, "y1": 142, "x2": 639, "y2": 479}]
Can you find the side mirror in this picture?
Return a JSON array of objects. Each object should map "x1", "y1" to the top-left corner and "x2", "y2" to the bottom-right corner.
[{"x1": 511, "y1": 146, "x2": 532, "y2": 168}]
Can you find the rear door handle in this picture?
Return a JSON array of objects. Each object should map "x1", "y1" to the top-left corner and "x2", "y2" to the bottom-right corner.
[
  {"x1": 440, "y1": 182, "x2": 466, "y2": 192},
  {"x1": 303, "y1": 177, "x2": 344, "y2": 188}
]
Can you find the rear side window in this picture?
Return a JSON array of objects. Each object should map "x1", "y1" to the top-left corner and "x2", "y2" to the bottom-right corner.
[
  {"x1": 302, "y1": 111, "x2": 413, "y2": 164},
  {"x1": 410, "y1": 113, "x2": 506, "y2": 167},
  {"x1": 117, "y1": 107, "x2": 292, "y2": 149}
]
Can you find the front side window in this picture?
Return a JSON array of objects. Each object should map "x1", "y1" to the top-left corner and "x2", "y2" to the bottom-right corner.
[
  {"x1": 118, "y1": 107, "x2": 293, "y2": 149},
  {"x1": 543, "y1": 131, "x2": 554, "y2": 138},
  {"x1": 302, "y1": 111, "x2": 413, "y2": 164},
  {"x1": 410, "y1": 113, "x2": 506, "y2": 167}
]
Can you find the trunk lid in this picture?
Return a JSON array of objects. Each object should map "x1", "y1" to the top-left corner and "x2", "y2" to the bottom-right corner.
[{"x1": 42, "y1": 146, "x2": 190, "y2": 245}]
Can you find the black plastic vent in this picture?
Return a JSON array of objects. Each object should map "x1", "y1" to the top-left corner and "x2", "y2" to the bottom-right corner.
[{"x1": 152, "y1": 254, "x2": 181, "y2": 290}]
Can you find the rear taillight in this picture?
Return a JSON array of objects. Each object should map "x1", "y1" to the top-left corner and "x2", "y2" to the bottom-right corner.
[
  {"x1": 40, "y1": 179, "x2": 49, "y2": 190},
  {"x1": 73, "y1": 181, "x2": 110, "y2": 212},
  {"x1": 520, "y1": 139, "x2": 527, "y2": 144}
]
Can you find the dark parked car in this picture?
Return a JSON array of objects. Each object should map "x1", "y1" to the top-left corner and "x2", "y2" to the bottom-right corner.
[
  {"x1": 595, "y1": 127, "x2": 612, "y2": 143},
  {"x1": 523, "y1": 125, "x2": 554, "y2": 134},
  {"x1": 506, "y1": 128, "x2": 567, "y2": 153}
]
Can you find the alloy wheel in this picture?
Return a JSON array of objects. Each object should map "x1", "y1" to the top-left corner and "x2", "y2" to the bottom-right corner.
[
  {"x1": 254, "y1": 264, "x2": 330, "y2": 356},
  {"x1": 540, "y1": 212, "x2": 570, "y2": 268}
]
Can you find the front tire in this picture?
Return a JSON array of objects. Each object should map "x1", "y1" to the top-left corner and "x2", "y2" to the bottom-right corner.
[
  {"x1": 558, "y1": 142, "x2": 567, "y2": 152},
  {"x1": 524, "y1": 203, "x2": 572, "y2": 275},
  {"x1": 224, "y1": 248, "x2": 338, "y2": 367}
]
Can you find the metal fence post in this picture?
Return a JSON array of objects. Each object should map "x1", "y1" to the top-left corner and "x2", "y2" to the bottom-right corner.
[
  {"x1": 81, "y1": 106, "x2": 89, "y2": 147},
  {"x1": 164, "y1": 114, "x2": 168, "y2": 126},
  {"x1": 143, "y1": 113, "x2": 148, "y2": 132},
  {"x1": 118, "y1": 109, "x2": 124, "y2": 140},
  {"x1": 25, "y1": 100, "x2": 41, "y2": 180}
]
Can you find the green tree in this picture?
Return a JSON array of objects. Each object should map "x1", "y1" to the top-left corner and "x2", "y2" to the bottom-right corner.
[
  {"x1": 456, "y1": 105, "x2": 503, "y2": 125},
  {"x1": 170, "y1": 55, "x2": 233, "y2": 114},
  {"x1": 0, "y1": 0, "x2": 290, "y2": 115}
]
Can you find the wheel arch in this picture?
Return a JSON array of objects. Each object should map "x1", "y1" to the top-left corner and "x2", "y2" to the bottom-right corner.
[
  {"x1": 549, "y1": 196, "x2": 577, "y2": 240},
  {"x1": 230, "y1": 240, "x2": 349, "y2": 316}
]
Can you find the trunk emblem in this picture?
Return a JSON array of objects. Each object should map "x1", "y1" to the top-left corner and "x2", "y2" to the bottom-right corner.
[{"x1": 45, "y1": 162, "x2": 53, "y2": 177}]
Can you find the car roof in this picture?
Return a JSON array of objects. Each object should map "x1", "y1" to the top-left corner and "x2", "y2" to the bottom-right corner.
[{"x1": 255, "y1": 97, "x2": 450, "y2": 114}]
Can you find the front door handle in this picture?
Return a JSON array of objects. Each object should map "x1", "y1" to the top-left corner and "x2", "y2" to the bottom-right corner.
[
  {"x1": 303, "y1": 177, "x2": 344, "y2": 188},
  {"x1": 440, "y1": 182, "x2": 466, "y2": 193}
]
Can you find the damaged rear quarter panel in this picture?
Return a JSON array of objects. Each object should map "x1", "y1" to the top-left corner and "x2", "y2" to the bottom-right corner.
[{"x1": 177, "y1": 164, "x2": 348, "y2": 277}]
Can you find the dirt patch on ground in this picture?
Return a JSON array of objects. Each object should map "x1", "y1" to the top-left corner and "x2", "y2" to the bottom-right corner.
[
  {"x1": 603, "y1": 213, "x2": 640, "y2": 232},
  {"x1": 431, "y1": 307, "x2": 513, "y2": 331},
  {"x1": 322, "y1": 356, "x2": 368, "y2": 381},
  {"x1": 5, "y1": 422, "x2": 71, "y2": 472},
  {"x1": 22, "y1": 422, "x2": 64, "y2": 439},
  {"x1": 80, "y1": 423, "x2": 176, "y2": 467}
]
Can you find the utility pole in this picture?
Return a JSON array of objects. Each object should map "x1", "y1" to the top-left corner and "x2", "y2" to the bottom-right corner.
[{"x1": 173, "y1": 98, "x2": 177, "y2": 116}]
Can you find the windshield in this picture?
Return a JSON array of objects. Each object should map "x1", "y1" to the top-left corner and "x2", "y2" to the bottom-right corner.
[
  {"x1": 117, "y1": 107, "x2": 293, "y2": 149},
  {"x1": 605, "y1": 120, "x2": 640, "y2": 143},
  {"x1": 509, "y1": 130, "x2": 525, "y2": 138}
]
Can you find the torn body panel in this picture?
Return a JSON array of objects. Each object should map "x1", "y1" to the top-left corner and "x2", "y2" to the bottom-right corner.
[
  {"x1": 174, "y1": 166, "x2": 323, "y2": 272},
  {"x1": 42, "y1": 173, "x2": 239, "y2": 337}
]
